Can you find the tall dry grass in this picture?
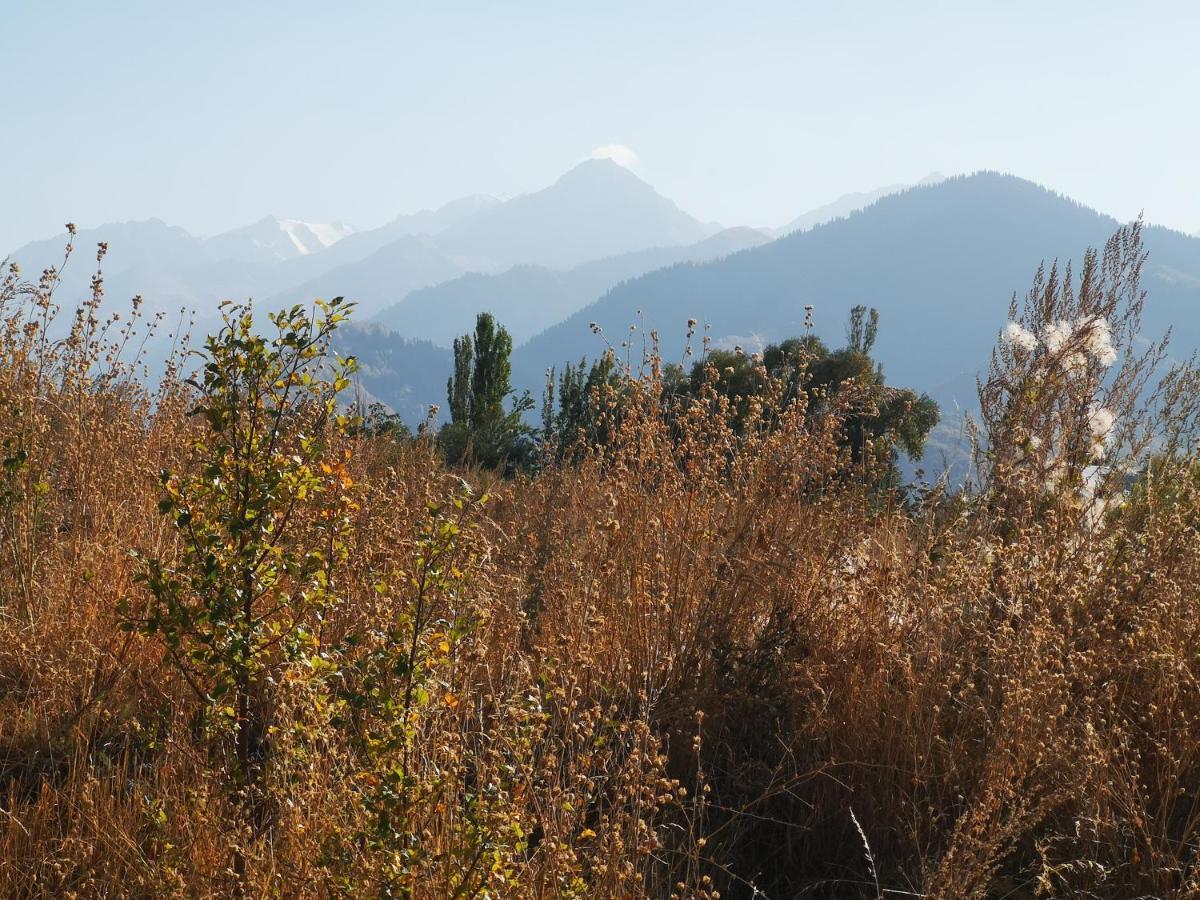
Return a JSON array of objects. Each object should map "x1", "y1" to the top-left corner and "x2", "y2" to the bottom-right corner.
[{"x1": 2, "y1": 223, "x2": 1199, "y2": 897}]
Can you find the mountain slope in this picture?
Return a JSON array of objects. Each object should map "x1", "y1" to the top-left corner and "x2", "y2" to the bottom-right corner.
[
  {"x1": 267, "y1": 234, "x2": 465, "y2": 316},
  {"x1": 372, "y1": 226, "x2": 768, "y2": 346},
  {"x1": 4, "y1": 197, "x2": 500, "y2": 320},
  {"x1": 5, "y1": 220, "x2": 219, "y2": 320},
  {"x1": 6, "y1": 219, "x2": 206, "y2": 275},
  {"x1": 435, "y1": 159, "x2": 720, "y2": 269},
  {"x1": 203, "y1": 216, "x2": 353, "y2": 264},
  {"x1": 766, "y1": 173, "x2": 944, "y2": 238},
  {"x1": 4, "y1": 159, "x2": 721, "y2": 326},
  {"x1": 512, "y1": 173, "x2": 1200, "y2": 398},
  {"x1": 334, "y1": 322, "x2": 451, "y2": 425},
  {"x1": 260, "y1": 194, "x2": 499, "y2": 293}
]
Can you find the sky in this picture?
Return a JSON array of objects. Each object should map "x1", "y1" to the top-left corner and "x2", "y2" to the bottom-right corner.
[{"x1": 3, "y1": 0, "x2": 1199, "y2": 253}]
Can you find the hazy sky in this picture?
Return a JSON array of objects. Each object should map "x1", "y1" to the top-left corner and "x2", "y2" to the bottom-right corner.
[{"x1": 4, "y1": 0, "x2": 1198, "y2": 253}]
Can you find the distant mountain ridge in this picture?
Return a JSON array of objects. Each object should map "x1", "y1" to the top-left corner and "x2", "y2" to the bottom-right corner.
[
  {"x1": 3, "y1": 194, "x2": 502, "y2": 320},
  {"x1": 372, "y1": 226, "x2": 768, "y2": 346},
  {"x1": 7, "y1": 162, "x2": 954, "y2": 336},
  {"x1": 250, "y1": 195, "x2": 500, "y2": 305},
  {"x1": 4, "y1": 159, "x2": 723, "y2": 323},
  {"x1": 765, "y1": 173, "x2": 945, "y2": 237},
  {"x1": 258, "y1": 159, "x2": 738, "y2": 319},
  {"x1": 433, "y1": 159, "x2": 722, "y2": 270},
  {"x1": 268, "y1": 234, "x2": 465, "y2": 318},
  {"x1": 203, "y1": 216, "x2": 354, "y2": 263},
  {"x1": 509, "y1": 173, "x2": 1200, "y2": 398}
]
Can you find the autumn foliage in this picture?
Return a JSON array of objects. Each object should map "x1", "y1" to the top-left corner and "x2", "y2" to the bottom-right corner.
[{"x1": 3, "y1": 224, "x2": 1200, "y2": 897}]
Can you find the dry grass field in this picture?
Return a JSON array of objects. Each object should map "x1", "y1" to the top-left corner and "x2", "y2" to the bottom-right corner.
[{"x1": 3, "y1": 224, "x2": 1200, "y2": 897}]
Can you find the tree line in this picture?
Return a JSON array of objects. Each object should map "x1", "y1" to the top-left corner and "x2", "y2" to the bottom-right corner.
[{"x1": 408, "y1": 305, "x2": 939, "y2": 484}]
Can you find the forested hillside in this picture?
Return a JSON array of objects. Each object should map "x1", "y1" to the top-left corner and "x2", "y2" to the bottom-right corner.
[{"x1": 513, "y1": 173, "x2": 1200, "y2": 396}]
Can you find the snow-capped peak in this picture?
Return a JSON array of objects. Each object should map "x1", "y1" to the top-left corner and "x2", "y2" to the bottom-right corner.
[
  {"x1": 204, "y1": 216, "x2": 355, "y2": 263},
  {"x1": 276, "y1": 219, "x2": 354, "y2": 256}
]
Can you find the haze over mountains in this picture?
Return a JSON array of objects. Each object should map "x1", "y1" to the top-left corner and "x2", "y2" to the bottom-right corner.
[
  {"x1": 762, "y1": 173, "x2": 945, "y2": 238},
  {"x1": 4, "y1": 161, "x2": 949, "y2": 335},
  {"x1": 5, "y1": 159, "x2": 733, "y2": 323},
  {"x1": 204, "y1": 217, "x2": 355, "y2": 264},
  {"x1": 431, "y1": 159, "x2": 721, "y2": 269},
  {"x1": 8, "y1": 159, "x2": 1200, "y2": 481},
  {"x1": 512, "y1": 173, "x2": 1200, "y2": 396},
  {"x1": 4, "y1": 194, "x2": 496, "y2": 324},
  {"x1": 371, "y1": 226, "x2": 769, "y2": 346}
]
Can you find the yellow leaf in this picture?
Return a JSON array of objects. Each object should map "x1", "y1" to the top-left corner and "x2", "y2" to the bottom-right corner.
[{"x1": 444, "y1": 691, "x2": 459, "y2": 708}]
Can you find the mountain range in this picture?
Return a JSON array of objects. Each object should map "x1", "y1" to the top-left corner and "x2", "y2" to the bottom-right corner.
[
  {"x1": 511, "y1": 172, "x2": 1200, "y2": 397},
  {"x1": 8, "y1": 161, "x2": 1200, "y2": 485},
  {"x1": 203, "y1": 217, "x2": 354, "y2": 264},
  {"x1": 5, "y1": 160, "x2": 732, "y2": 325},
  {"x1": 429, "y1": 158, "x2": 721, "y2": 270},
  {"x1": 761, "y1": 173, "x2": 945, "y2": 238},
  {"x1": 3, "y1": 197, "x2": 494, "y2": 324},
  {"x1": 371, "y1": 226, "x2": 769, "y2": 346}
]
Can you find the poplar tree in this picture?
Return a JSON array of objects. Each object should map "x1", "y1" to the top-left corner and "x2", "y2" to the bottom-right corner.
[{"x1": 442, "y1": 312, "x2": 532, "y2": 469}]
